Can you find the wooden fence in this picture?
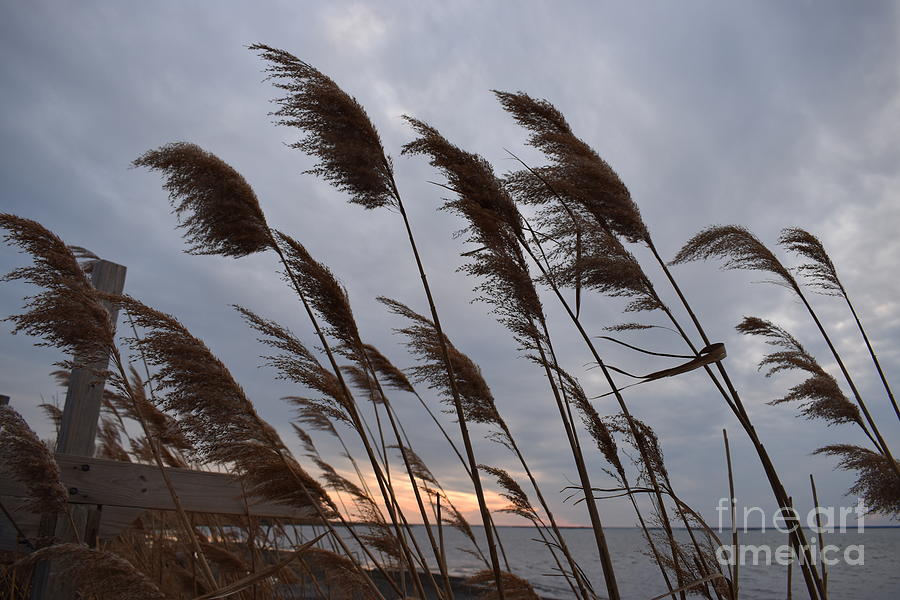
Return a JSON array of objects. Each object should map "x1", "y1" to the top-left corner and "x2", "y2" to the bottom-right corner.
[{"x1": 0, "y1": 260, "x2": 316, "y2": 598}]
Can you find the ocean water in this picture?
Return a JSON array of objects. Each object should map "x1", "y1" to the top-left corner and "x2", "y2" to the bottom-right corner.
[{"x1": 293, "y1": 525, "x2": 899, "y2": 599}]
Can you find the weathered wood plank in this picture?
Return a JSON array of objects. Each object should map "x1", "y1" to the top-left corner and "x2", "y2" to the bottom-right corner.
[
  {"x1": 32, "y1": 260, "x2": 127, "y2": 600},
  {"x1": 55, "y1": 260, "x2": 127, "y2": 457},
  {"x1": 0, "y1": 498, "x2": 144, "y2": 551},
  {"x1": 0, "y1": 497, "x2": 35, "y2": 552},
  {"x1": 0, "y1": 454, "x2": 316, "y2": 520}
]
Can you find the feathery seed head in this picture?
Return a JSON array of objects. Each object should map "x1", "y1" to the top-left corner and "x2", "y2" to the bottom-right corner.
[
  {"x1": 556, "y1": 370, "x2": 623, "y2": 476},
  {"x1": 495, "y1": 91, "x2": 648, "y2": 243},
  {"x1": 466, "y1": 569, "x2": 541, "y2": 600},
  {"x1": 251, "y1": 44, "x2": 396, "y2": 210},
  {"x1": 401, "y1": 119, "x2": 547, "y2": 348},
  {"x1": 479, "y1": 464, "x2": 536, "y2": 521},
  {"x1": 671, "y1": 225, "x2": 795, "y2": 286},
  {"x1": 133, "y1": 142, "x2": 273, "y2": 257},
  {"x1": 237, "y1": 305, "x2": 354, "y2": 425},
  {"x1": 737, "y1": 316, "x2": 863, "y2": 428},
  {"x1": 779, "y1": 227, "x2": 844, "y2": 296},
  {"x1": 379, "y1": 297, "x2": 507, "y2": 434},
  {"x1": 275, "y1": 232, "x2": 363, "y2": 359},
  {"x1": 304, "y1": 547, "x2": 381, "y2": 599},
  {"x1": 0, "y1": 405, "x2": 68, "y2": 514},
  {"x1": 362, "y1": 343, "x2": 415, "y2": 394},
  {"x1": 1, "y1": 214, "x2": 116, "y2": 368},
  {"x1": 394, "y1": 445, "x2": 439, "y2": 485},
  {"x1": 118, "y1": 296, "x2": 335, "y2": 514},
  {"x1": 609, "y1": 414, "x2": 669, "y2": 485},
  {"x1": 815, "y1": 445, "x2": 900, "y2": 515},
  {"x1": 402, "y1": 116, "x2": 523, "y2": 238},
  {"x1": 17, "y1": 544, "x2": 167, "y2": 600}
]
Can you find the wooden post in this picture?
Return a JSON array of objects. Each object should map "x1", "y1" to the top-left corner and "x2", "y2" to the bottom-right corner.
[
  {"x1": 30, "y1": 260, "x2": 126, "y2": 600},
  {"x1": 0, "y1": 395, "x2": 9, "y2": 406},
  {"x1": 55, "y1": 260, "x2": 127, "y2": 456}
]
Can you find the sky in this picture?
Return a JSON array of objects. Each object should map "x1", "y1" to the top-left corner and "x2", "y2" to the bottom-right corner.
[{"x1": 1, "y1": 1, "x2": 898, "y2": 534}]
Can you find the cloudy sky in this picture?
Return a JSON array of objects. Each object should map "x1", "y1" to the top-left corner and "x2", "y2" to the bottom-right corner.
[{"x1": 1, "y1": 1, "x2": 898, "y2": 533}]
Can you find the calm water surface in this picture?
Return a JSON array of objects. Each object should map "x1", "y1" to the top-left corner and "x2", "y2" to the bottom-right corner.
[{"x1": 291, "y1": 525, "x2": 899, "y2": 599}]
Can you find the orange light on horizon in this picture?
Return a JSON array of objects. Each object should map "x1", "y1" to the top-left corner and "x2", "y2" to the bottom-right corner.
[{"x1": 326, "y1": 466, "x2": 580, "y2": 527}]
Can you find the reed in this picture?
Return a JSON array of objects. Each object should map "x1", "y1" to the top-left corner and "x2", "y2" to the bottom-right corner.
[
  {"x1": 251, "y1": 42, "x2": 507, "y2": 599},
  {"x1": 493, "y1": 91, "x2": 832, "y2": 599},
  {"x1": 381, "y1": 297, "x2": 593, "y2": 599},
  {"x1": 1, "y1": 43, "x2": 897, "y2": 600},
  {"x1": 779, "y1": 228, "x2": 899, "y2": 422},
  {"x1": 673, "y1": 226, "x2": 898, "y2": 475}
]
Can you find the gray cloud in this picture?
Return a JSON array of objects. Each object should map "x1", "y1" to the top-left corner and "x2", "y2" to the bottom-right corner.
[{"x1": 1, "y1": 0, "x2": 898, "y2": 529}]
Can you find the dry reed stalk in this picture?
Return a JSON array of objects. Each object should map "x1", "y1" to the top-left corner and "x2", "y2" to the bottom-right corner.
[
  {"x1": 478, "y1": 465, "x2": 587, "y2": 600},
  {"x1": 500, "y1": 108, "x2": 753, "y2": 578},
  {"x1": 608, "y1": 415, "x2": 714, "y2": 600},
  {"x1": 779, "y1": 227, "x2": 899, "y2": 422},
  {"x1": 584, "y1": 483, "x2": 733, "y2": 600},
  {"x1": 436, "y1": 493, "x2": 447, "y2": 588},
  {"x1": 787, "y1": 496, "x2": 794, "y2": 600},
  {"x1": 297, "y1": 424, "x2": 420, "y2": 591},
  {"x1": 16, "y1": 543, "x2": 167, "y2": 600},
  {"x1": 465, "y1": 570, "x2": 541, "y2": 600},
  {"x1": 234, "y1": 304, "x2": 433, "y2": 597},
  {"x1": 387, "y1": 395, "x2": 519, "y2": 577},
  {"x1": 551, "y1": 217, "x2": 819, "y2": 596},
  {"x1": 400, "y1": 118, "x2": 624, "y2": 600},
  {"x1": 558, "y1": 369, "x2": 677, "y2": 598},
  {"x1": 111, "y1": 363, "x2": 227, "y2": 589},
  {"x1": 149, "y1": 97, "x2": 415, "y2": 584},
  {"x1": 355, "y1": 344, "x2": 516, "y2": 568},
  {"x1": 723, "y1": 430, "x2": 738, "y2": 600},
  {"x1": 251, "y1": 43, "x2": 508, "y2": 599},
  {"x1": 0, "y1": 405, "x2": 68, "y2": 516},
  {"x1": 0, "y1": 214, "x2": 222, "y2": 588},
  {"x1": 381, "y1": 297, "x2": 593, "y2": 599},
  {"x1": 296, "y1": 425, "x2": 404, "y2": 570},
  {"x1": 280, "y1": 232, "x2": 427, "y2": 592},
  {"x1": 673, "y1": 226, "x2": 898, "y2": 477},
  {"x1": 400, "y1": 112, "x2": 708, "y2": 599},
  {"x1": 292, "y1": 400, "x2": 380, "y2": 507},
  {"x1": 533, "y1": 208, "x2": 693, "y2": 598},
  {"x1": 659, "y1": 464, "x2": 728, "y2": 600},
  {"x1": 808, "y1": 475, "x2": 827, "y2": 599},
  {"x1": 361, "y1": 343, "x2": 472, "y2": 477},
  {"x1": 529, "y1": 211, "x2": 712, "y2": 600},
  {"x1": 134, "y1": 143, "x2": 413, "y2": 596},
  {"x1": 272, "y1": 234, "x2": 457, "y2": 597},
  {"x1": 494, "y1": 93, "x2": 827, "y2": 599},
  {"x1": 116, "y1": 296, "x2": 399, "y2": 597}
]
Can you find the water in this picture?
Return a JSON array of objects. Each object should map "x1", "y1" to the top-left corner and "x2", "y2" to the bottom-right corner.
[{"x1": 292, "y1": 525, "x2": 899, "y2": 599}]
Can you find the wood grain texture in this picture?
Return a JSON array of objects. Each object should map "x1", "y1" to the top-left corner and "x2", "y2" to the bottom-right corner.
[
  {"x1": 55, "y1": 260, "x2": 127, "y2": 457},
  {"x1": 0, "y1": 454, "x2": 317, "y2": 518},
  {"x1": 0, "y1": 498, "x2": 144, "y2": 551}
]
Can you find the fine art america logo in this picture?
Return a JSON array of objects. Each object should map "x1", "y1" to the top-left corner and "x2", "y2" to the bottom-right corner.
[{"x1": 714, "y1": 498, "x2": 866, "y2": 566}]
